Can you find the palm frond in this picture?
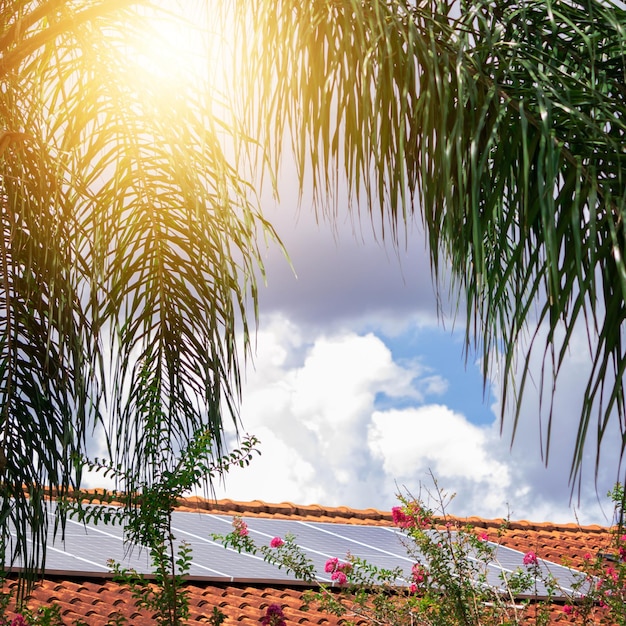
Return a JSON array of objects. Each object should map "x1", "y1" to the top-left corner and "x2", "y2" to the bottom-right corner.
[
  {"x1": 0, "y1": 0, "x2": 274, "y2": 589},
  {"x1": 232, "y1": 0, "x2": 626, "y2": 488}
]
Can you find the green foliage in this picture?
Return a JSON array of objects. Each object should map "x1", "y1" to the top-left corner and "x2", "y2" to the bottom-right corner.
[
  {"x1": 229, "y1": 0, "x2": 626, "y2": 490},
  {"x1": 0, "y1": 0, "x2": 275, "y2": 590},
  {"x1": 379, "y1": 488, "x2": 547, "y2": 625},
  {"x1": 66, "y1": 432, "x2": 260, "y2": 550},
  {"x1": 66, "y1": 431, "x2": 260, "y2": 626},
  {"x1": 214, "y1": 480, "x2": 626, "y2": 625},
  {"x1": 208, "y1": 607, "x2": 226, "y2": 626},
  {"x1": 108, "y1": 541, "x2": 192, "y2": 626},
  {"x1": 549, "y1": 483, "x2": 626, "y2": 624},
  {"x1": 215, "y1": 482, "x2": 556, "y2": 625},
  {"x1": 0, "y1": 430, "x2": 257, "y2": 624},
  {"x1": 213, "y1": 523, "x2": 317, "y2": 583}
]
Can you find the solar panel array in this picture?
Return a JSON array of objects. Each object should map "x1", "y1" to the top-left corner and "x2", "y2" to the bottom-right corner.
[{"x1": 4, "y1": 505, "x2": 583, "y2": 599}]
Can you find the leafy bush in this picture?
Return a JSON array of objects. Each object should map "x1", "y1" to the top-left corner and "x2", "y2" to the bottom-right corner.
[
  {"x1": 1, "y1": 431, "x2": 259, "y2": 626},
  {"x1": 215, "y1": 479, "x2": 626, "y2": 625}
]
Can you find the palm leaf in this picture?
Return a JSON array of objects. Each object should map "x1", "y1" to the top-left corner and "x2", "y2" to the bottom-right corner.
[
  {"x1": 0, "y1": 0, "x2": 274, "y2": 591},
  {"x1": 232, "y1": 0, "x2": 626, "y2": 489}
]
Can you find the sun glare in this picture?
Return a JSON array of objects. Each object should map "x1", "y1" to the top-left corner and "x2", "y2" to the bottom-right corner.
[{"x1": 130, "y1": 2, "x2": 233, "y2": 98}]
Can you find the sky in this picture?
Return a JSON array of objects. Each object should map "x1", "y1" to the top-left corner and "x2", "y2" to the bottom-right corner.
[
  {"x1": 205, "y1": 166, "x2": 625, "y2": 527},
  {"x1": 77, "y1": 2, "x2": 624, "y2": 527}
]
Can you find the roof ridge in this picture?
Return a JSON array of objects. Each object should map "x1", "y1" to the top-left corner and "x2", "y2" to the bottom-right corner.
[
  {"x1": 174, "y1": 495, "x2": 611, "y2": 533},
  {"x1": 36, "y1": 487, "x2": 612, "y2": 533}
]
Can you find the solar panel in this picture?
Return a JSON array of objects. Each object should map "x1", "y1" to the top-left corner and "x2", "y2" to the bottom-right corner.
[{"x1": 3, "y1": 505, "x2": 584, "y2": 599}]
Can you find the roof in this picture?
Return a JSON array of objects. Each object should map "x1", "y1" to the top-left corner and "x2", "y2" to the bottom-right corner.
[
  {"x1": 175, "y1": 497, "x2": 612, "y2": 571},
  {"x1": 1, "y1": 498, "x2": 617, "y2": 625}
]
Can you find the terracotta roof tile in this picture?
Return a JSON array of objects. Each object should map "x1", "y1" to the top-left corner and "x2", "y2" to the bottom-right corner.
[{"x1": 1, "y1": 496, "x2": 618, "y2": 624}]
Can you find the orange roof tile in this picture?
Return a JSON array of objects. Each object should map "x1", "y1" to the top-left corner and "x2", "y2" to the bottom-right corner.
[{"x1": 1, "y1": 497, "x2": 617, "y2": 625}]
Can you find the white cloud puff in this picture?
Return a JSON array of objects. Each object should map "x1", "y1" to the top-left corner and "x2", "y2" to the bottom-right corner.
[
  {"x1": 214, "y1": 316, "x2": 432, "y2": 506},
  {"x1": 82, "y1": 310, "x2": 615, "y2": 526},
  {"x1": 368, "y1": 406, "x2": 514, "y2": 518},
  {"x1": 368, "y1": 406, "x2": 510, "y2": 483},
  {"x1": 208, "y1": 315, "x2": 616, "y2": 525}
]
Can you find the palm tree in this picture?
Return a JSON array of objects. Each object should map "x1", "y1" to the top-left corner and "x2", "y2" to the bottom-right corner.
[
  {"x1": 0, "y1": 0, "x2": 274, "y2": 586},
  {"x1": 2, "y1": 0, "x2": 625, "y2": 589},
  {"x1": 228, "y1": 0, "x2": 626, "y2": 488}
]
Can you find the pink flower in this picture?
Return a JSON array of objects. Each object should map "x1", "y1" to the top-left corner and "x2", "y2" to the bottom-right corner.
[
  {"x1": 523, "y1": 551, "x2": 538, "y2": 566},
  {"x1": 270, "y1": 536, "x2": 284, "y2": 548},
  {"x1": 325, "y1": 557, "x2": 352, "y2": 580},
  {"x1": 325, "y1": 557, "x2": 353, "y2": 578},
  {"x1": 563, "y1": 605, "x2": 574, "y2": 615},
  {"x1": 392, "y1": 506, "x2": 415, "y2": 529},
  {"x1": 232, "y1": 517, "x2": 249, "y2": 537},
  {"x1": 412, "y1": 564, "x2": 428, "y2": 584},
  {"x1": 331, "y1": 570, "x2": 347, "y2": 585},
  {"x1": 417, "y1": 511, "x2": 432, "y2": 528},
  {"x1": 606, "y1": 565, "x2": 618, "y2": 582},
  {"x1": 583, "y1": 552, "x2": 592, "y2": 561},
  {"x1": 392, "y1": 502, "x2": 432, "y2": 529},
  {"x1": 260, "y1": 604, "x2": 286, "y2": 626},
  {"x1": 324, "y1": 557, "x2": 339, "y2": 573},
  {"x1": 479, "y1": 532, "x2": 489, "y2": 542},
  {"x1": 10, "y1": 616, "x2": 28, "y2": 626},
  {"x1": 409, "y1": 583, "x2": 418, "y2": 594}
]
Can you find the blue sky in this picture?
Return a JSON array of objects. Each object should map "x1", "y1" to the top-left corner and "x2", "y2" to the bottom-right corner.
[{"x1": 379, "y1": 327, "x2": 494, "y2": 426}]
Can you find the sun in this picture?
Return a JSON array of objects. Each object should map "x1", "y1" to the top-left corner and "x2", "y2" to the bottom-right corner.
[{"x1": 129, "y1": 1, "x2": 234, "y2": 98}]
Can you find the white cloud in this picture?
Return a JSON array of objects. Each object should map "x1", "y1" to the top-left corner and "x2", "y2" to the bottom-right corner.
[
  {"x1": 368, "y1": 406, "x2": 510, "y2": 489},
  {"x1": 82, "y1": 309, "x2": 618, "y2": 526},
  {"x1": 215, "y1": 316, "x2": 428, "y2": 505},
  {"x1": 420, "y1": 376, "x2": 449, "y2": 396},
  {"x1": 209, "y1": 316, "x2": 616, "y2": 525}
]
